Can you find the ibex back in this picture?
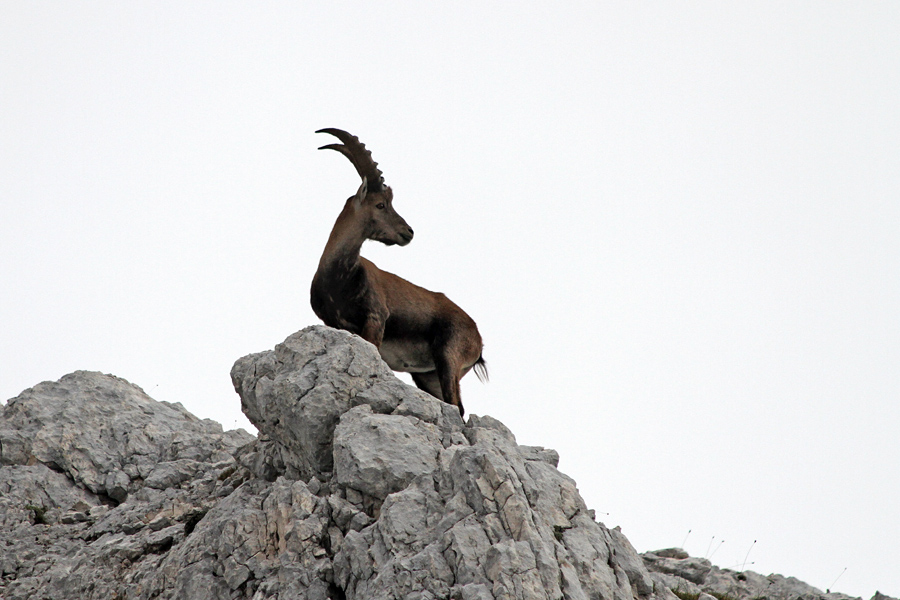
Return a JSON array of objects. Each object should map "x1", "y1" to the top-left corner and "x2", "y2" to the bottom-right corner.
[{"x1": 310, "y1": 128, "x2": 486, "y2": 416}]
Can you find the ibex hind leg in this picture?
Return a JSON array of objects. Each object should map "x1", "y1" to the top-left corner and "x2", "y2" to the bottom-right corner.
[
  {"x1": 411, "y1": 372, "x2": 445, "y2": 401},
  {"x1": 436, "y1": 356, "x2": 465, "y2": 417},
  {"x1": 411, "y1": 368, "x2": 465, "y2": 417}
]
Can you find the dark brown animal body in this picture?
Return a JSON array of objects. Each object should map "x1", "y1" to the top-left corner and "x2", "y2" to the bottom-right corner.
[{"x1": 311, "y1": 128, "x2": 486, "y2": 416}]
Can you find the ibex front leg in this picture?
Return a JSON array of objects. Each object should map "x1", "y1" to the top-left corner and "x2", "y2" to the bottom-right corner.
[{"x1": 360, "y1": 314, "x2": 386, "y2": 349}]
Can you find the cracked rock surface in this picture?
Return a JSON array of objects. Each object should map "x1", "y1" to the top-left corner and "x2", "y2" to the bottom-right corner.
[{"x1": 1, "y1": 326, "x2": 884, "y2": 600}]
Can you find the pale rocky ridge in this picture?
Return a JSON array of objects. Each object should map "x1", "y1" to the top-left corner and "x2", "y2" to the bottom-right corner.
[{"x1": 0, "y1": 325, "x2": 891, "y2": 600}]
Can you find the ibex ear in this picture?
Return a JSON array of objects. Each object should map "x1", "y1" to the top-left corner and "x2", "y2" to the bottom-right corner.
[{"x1": 353, "y1": 177, "x2": 368, "y2": 208}]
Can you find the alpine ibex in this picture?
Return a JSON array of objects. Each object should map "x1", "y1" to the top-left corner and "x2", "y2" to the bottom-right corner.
[{"x1": 311, "y1": 128, "x2": 486, "y2": 416}]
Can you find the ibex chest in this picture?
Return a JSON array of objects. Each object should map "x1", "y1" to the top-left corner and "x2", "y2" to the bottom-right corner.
[{"x1": 310, "y1": 267, "x2": 371, "y2": 334}]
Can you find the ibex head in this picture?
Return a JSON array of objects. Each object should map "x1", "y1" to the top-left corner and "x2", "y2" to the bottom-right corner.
[{"x1": 317, "y1": 128, "x2": 414, "y2": 247}]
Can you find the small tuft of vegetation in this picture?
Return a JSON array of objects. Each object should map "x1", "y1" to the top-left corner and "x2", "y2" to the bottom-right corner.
[
  {"x1": 671, "y1": 588, "x2": 701, "y2": 600},
  {"x1": 25, "y1": 504, "x2": 49, "y2": 525},
  {"x1": 553, "y1": 524, "x2": 573, "y2": 542}
]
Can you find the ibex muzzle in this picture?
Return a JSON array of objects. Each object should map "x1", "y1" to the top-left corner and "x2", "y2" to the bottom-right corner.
[{"x1": 349, "y1": 178, "x2": 414, "y2": 247}]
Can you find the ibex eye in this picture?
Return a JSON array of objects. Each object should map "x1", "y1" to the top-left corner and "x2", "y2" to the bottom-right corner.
[{"x1": 376, "y1": 203, "x2": 385, "y2": 209}]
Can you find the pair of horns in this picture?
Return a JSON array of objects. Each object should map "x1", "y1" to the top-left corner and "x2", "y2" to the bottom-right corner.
[{"x1": 316, "y1": 128, "x2": 386, "y2": 192}]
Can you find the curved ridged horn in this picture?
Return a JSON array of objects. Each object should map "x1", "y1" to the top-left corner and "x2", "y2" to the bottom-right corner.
[{"x1": 316, "y1": 128, "x2": 386, "y2": 191}]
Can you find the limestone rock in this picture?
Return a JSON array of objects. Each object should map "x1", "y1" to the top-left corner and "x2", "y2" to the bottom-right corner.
[
  {"x1": 642, "y1": 549, "x2": 865, "y2": 600},
  {"x1": 333, "y1": 404, "x2": 442, "y2": 500},
  {"x1": 0, "y1": 371, "x2": 255, "y2": 600},
  {"x1": 0, "y1": 370, "x2": 252, "y2": 501},
  {"x1": 230, "y1": 326, "x2": 435, "y2": 480},
  {"x1": 0, "y1": 326, "x2": 885, "y2": 600}
]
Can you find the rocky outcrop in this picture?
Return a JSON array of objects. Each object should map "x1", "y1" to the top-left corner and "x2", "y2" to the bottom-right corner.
[
  {"x1": 229, "y1": 326, "x2": 660, "y2": 600},
  {"x1": 0, "y1": 371, "x2": 254, "y2": 599},
  {"x1": 0, "y1": 326, "x2": 890, "y2": 600},
  {"x1": 0, "y1": 371, "x2": 251, "y2": 503},
  {"x1": 640, "y1": 548, "x2": 882, "y2": 600}
]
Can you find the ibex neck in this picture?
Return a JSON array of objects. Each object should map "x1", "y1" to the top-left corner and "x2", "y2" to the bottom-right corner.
[{"x1": 318, "y1": 206, "x2": 366, "y2": 271}]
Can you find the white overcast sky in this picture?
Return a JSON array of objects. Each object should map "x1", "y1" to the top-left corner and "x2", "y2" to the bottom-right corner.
[{"x1": 1, "y1": 3, "x2": 898, "y2": 597}]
